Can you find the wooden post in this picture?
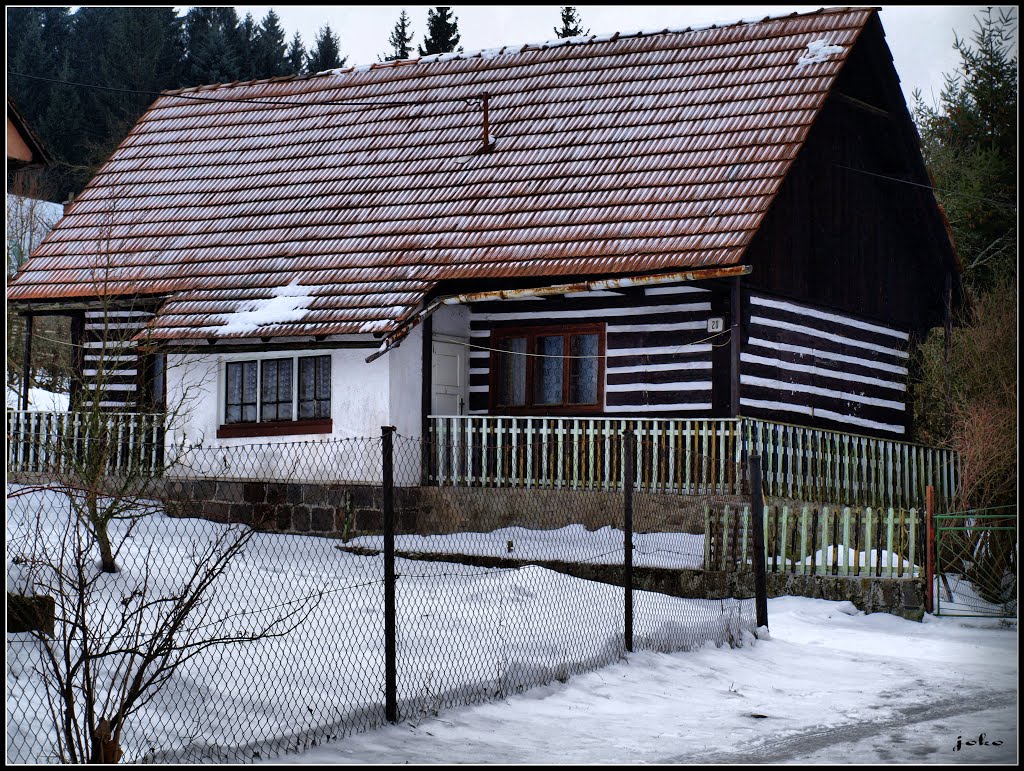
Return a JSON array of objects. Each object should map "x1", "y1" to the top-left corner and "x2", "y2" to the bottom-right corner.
[
  {"x1": 21, "y1": 313, "x2": 34, "y2": 411},
  {"x1": 622, "y1": 429, "x2": 634, "y2": 653},
  {"x1": 382, "y1": 425, "x2": 398, "y2": 723},
  {"x1": 748, "y1": 454, "x2": 768, "y2": 630},
  {"x1": 926, "y1": 485, "x2": 935, "y2": 614},
  {"x1": 730, "y1": 277, "x2": 741, "y2": 418},
  {"x1": 420, "y1": 315, "x2": 433, "y2": 484},
  {"x1": 70, "y1": 312, "x2": 85, "y2": 410},
  {"x1": 943, "y1": 273, "x2": 953, "y2": 414}
]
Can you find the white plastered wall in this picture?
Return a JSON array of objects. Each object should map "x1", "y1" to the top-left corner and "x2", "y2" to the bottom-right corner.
[{"x1": 165, "y1": 331, "x2": 424, "y2": 483}]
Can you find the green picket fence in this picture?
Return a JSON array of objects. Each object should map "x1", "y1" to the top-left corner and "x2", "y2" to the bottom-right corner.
[
  {"x1": 6, "y1": 409, "x2": 165, "y2": 476},
  {"x1": 705, "y1": 503, "x2": 923, "y2": 578},
  {"x1": 429, "y1": 415, "x2": 958, "y2": 511},
  {"x1": 744, "y1": 418, "x2": 957, "y2": 511}
]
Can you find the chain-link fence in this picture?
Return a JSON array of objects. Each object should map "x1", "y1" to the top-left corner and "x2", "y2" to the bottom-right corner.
[
  {"x1": 932, "y1": 504, "x2": 1017, "y2": 618},
  {"x1": 7, "y1": 436, "x2": 389, "y2": 764},
  {"x1": 7, "y1": 428, "x2": 764, "y2": 764}
]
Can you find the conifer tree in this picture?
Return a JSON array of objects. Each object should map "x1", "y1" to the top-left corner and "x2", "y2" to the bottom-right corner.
[
  {"x1": 234, "y1": 12, "x2": 259, "y2": 80},
  {"x1": 554, "y1": 7, "x2": 589, "y2": 38},
  {"x1": 254, "y1": 9, "x2": 289, "y2": 77},
  {"x1": 306, "y1": 24, "x2": 347, "y2": 72},
  {"x1": 910, "y1": 9, "x2": 1017, "y2": 517},
  {"x1": 287, "y1": 31, "x2": 307, "y2": 74},
  {"x1": 74, "y1": 8, "x2": 184, "y2": 153},
  {"x1": 418, "y1": 7, "x2": 461, "y2": 56},
  {"x1": 6, "y1": 7, "x2": 67, "y2": 146},
  {"x1": 382, "y1": 9, "x2": 415, "y2": 61},
  {"x1": 912, "y1": 7, "x2": 1017, "y2": 290},
  {"x1": 183, "y1": 7, "x2": 240, "y2": 86}
]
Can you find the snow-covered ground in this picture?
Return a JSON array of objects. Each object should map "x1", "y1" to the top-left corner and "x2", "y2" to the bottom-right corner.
[
  {"x1": 5, "y1": 385, "x2": 69, "y2": 412},
  {"x1": 5, "y1": 486, "x2": 752, "y2": 764},
  {"x1": 7, "y1": 486, "x2": 1016, "y2": 765},
  {"x1": 280, "y1": 597, "x2": 1018, "y2": 765}
]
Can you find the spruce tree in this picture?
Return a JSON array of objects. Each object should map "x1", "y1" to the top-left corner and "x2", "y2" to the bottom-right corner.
[
  {"x1": 183, "y1": 7, "x2": 240, "y2": 86},
  {"x1": 74, "y1": 8, "x2": 184, "y2": 146},
  {"x1": 418, "y1": 7, "x2": 461, "y2": 56},
  {"x1": 306, "y1": 24, "x2": 347, "y2": 72},
  {"x1": 254, "y1": 10, "x2": 289, "y2": 77},
  {"x1": 554, "y1": 7, "x2": 589, "y2": 38},
  {"x1": 287, "y1": 31, "x2": 307, "y2": 75},
  {"x1": 235, "y1": 12, "x2": 259, "y2": 80},
  {"x1": 40, "y1": 56, "x2": 85, "y2": 172},
  {"x1": 7, "y1": 7, "x2": 77, "y2": 194},
  {"x1": 6, "y1": 8, "x2": 54, "y2": 136},
  {"x1": 909, "y1": 9, "x2": 1017, "y2": 515},
  {"x1": 912, "y1": 7, "x2": 1017, "y2": 290},
  {"x1": 382, "y1": 9, "x2": 415, "y2": 61}
]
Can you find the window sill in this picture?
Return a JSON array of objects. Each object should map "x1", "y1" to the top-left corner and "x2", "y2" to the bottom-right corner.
[{"x1": 216, "y1": 418, "x2": 333, "y2": 438}]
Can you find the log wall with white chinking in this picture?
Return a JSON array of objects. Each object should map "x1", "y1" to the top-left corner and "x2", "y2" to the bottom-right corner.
[
  {"x1": 739, "y1": 292, "x2": 910, "y2": 436},
  {"x1": 79, "y1": 307, "x2": 155, "y2": 410},
  {"x1": 465, "y1": 284, "x2": 723, "y2": 417}
]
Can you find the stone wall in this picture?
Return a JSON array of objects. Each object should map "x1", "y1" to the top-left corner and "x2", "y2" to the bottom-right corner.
[
  {"x1": 159, "y1": 478, "x2": 736, "y2": 538},
  {"x1": 407, "y1": 486, "x2": 730, "y2": 534},
  {"x1": 160, "y1": 478, "x2": 388, "y2": 539}
]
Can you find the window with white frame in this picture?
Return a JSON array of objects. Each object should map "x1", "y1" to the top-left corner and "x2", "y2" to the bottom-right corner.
[{"x1": 223, "y1": 354, "x2": 331, "y2": 428}]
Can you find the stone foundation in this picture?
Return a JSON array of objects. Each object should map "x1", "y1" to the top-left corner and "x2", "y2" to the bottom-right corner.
[
  {"x1": 158, "y1": 478, "x2": 733, "y2": 538},
  {"x1": 160, "y1": 478, "x2": 399, "y2": 538}
]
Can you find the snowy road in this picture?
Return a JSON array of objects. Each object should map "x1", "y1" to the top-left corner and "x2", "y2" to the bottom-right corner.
[
  {"x1": 281, "y1": 598, "x2": 1017, "y2": 765},
  {"x1": 683, "y1": 691, "x2": 1017, "y2": 764}
]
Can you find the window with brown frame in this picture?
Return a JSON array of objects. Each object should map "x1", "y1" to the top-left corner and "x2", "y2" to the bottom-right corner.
[
  {"x1": 489, "y1": 323, "x2": 605, "y2": 413},
  {"x1": 218, "y1": 354, "x2": 333, "y2": 437}
]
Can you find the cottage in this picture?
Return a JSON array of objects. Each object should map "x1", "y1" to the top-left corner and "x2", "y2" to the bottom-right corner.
[{"x1": 7, "y1": 8, "x2": 960, "y2": 493}]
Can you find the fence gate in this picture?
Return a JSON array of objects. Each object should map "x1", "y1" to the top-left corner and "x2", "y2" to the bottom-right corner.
[{"x1": 932, "y1": 505, "x2": 1017, "y2": 618}]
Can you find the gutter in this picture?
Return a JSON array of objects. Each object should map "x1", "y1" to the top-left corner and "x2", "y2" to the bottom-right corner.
[{"x1": 365, "y1": 264, "x2": 752, "y2": 363}]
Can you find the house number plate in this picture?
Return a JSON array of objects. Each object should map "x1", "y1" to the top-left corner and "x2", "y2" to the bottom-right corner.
[{"x1": 707, "y1": 317, "x2": 725, "y2": 333}]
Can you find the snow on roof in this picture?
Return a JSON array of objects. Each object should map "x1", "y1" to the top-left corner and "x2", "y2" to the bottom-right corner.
[
  {"x1": 10, "y1": 7, "x2": 875, "y2": 344},
  {"x1": 216, "y1": 281, "x2": 315, "y2": 336},
  {"x1": 796, "y1": 38, "x2": 847, "y2": 67}
]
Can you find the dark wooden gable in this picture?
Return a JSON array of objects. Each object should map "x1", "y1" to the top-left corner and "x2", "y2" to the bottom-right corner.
[{"x1": 742, "y1": 13, "x2": 959, "y2": 335}]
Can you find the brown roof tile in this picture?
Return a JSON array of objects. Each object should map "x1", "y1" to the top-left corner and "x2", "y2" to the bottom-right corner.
[{"x1": 7, "y1": 7, "x2": 874, "y2": 340}]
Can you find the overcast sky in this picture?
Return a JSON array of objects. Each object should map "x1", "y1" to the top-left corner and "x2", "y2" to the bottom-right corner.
[{"x1": 228, "y1": 5, "x2": 1018, "y2": 107}]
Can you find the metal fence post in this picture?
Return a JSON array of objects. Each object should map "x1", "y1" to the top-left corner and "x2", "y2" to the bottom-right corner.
[
  {"x1": 622, "y1": 429, "x2": 635, "y2": 653},
  {"x1": 748, "y1": 453, "x2": 769, "y2": 631},
  {"x1": 926, "y1": 484, "x2": 935, "y2": 614},
  {"x1": 382, "y1": 425, "x2": 398, "y2": 723}
]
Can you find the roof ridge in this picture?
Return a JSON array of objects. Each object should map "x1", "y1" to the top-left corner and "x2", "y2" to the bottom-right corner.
[{"x1": 162, "y1": 6, "x2": 872, "y2": 97}]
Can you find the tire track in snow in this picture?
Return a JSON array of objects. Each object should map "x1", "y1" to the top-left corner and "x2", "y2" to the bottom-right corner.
[{"x1": 667, "y1": 690, "x2": 1017, "y2": 764}]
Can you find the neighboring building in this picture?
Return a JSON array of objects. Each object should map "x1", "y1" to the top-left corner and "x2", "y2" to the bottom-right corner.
[
  {"x1": 7, "y1": 8, "x2": 961, "y2": 464},
  {"x1": 7, "y1": 97, "x2": 61, "y2": 272},
  {"x1": 7, "y1": 98, "x2": 67, "y2": 409},
  {"x1": 7, "y1": 97, "x2": 51, "y2": 179}
]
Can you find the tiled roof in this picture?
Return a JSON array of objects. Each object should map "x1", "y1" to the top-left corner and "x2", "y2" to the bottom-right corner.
[{"x1": 7, "y1": 7, "x2": 874, "y2": 341}]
